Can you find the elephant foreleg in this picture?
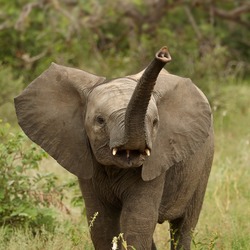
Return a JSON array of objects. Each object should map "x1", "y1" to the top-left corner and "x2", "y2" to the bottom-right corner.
[
  {"x1": 118, "y1": 174, "x2": 164, "y2": 249},
  {"x1": 79, "y1": 179, "x2": 120, "y2": 250},
  {"x1": 120, "y1": 201, "x2": 158, "y2": 250}
]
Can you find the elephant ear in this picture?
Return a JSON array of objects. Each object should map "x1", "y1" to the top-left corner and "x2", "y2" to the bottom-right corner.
[
  {"x1": 14, "y1": 63, "x2": 105, "y2": 179},
  {"x1": 141, "y1": 70, "x2": 212, "y2": 181}
]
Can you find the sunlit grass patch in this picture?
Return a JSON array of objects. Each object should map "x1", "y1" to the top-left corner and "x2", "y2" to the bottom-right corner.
[{"x1": 0, "y1": 219, "x2": 93, "y2": 250}]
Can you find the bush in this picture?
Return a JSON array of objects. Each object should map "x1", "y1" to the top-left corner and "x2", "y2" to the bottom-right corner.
[
  {"x1": 0, "y1": 64, "x2": 23, "y2": 107},
  {"x1": 0, "y1": 64, "x2": 23, "y2": 123},
  {"x1": 0, "y1": 120, "x2": 65, "y2": 232}
]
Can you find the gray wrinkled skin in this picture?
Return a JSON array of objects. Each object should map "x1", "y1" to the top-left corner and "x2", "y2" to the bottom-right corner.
[{"x1": 14, "y1": 49, "x2": 214, "y2": 249}]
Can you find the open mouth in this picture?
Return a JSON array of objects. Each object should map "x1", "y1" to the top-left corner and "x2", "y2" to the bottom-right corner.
[
  {"x1": 111, "y1": 148, "x2": 150, "y2": 168},
  {"x1": 112, "y1": 148, "x2": 150, "y2": 157}
]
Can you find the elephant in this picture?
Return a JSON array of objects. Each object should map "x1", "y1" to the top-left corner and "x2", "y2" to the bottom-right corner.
[{"x1": 14, "y1": 46, "x2": 214, "y2": 250}]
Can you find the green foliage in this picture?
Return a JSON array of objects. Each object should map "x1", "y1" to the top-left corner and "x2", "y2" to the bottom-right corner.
[
  {"x1": 0, "y1": 120, "x2": 64, "y2": 231},
  {"x1": 65, "y1": 178, "x2": 85, "y2": 212},
  {"x1": 0, "y1": 64, "x2": 23, "y2": 123},
  {"x1": 0, "y1": 64, "x2": 23, "y2": 107},
  {"x1": 0, "y1": 0, "x2": 249, "y2": 83},
  {"x1": 0, "y1": 0, "x2": 249, "y2": 125}
]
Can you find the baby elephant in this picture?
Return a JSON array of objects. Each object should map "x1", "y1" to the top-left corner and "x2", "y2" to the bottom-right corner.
[{"x1": 15, "y1": 46, "x2": 214, "y2": 249}]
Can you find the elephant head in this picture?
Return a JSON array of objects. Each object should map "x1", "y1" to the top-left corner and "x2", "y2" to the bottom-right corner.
[{"x1": 15, "y1": 46, "x2": 211, "y2": 181}]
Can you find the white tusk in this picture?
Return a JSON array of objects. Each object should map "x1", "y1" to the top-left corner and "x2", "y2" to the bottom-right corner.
[
  {"x1": 126, "y1": 150, "x2": 130, "y2": 158},
  {"x1": 112, "y1": 148, "x2": 118, "y2": 156},
  {"x1": 145, "y1": 149, "x2": 151, "y2": 156}
]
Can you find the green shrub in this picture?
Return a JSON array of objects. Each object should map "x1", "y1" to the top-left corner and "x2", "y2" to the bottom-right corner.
[
  {"x1": 0, "y1": 64, "x2": 23, "y2": 107},
  {"x1": 0, "y1": 64, "x2": 23, "y2": 123},
  {"x1": 0, "y1": 120, "x2": 64, "y2": 232}
]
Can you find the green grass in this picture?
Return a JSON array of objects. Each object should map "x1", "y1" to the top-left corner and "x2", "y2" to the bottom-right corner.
[
  {"x1": 1, "y1": 84, "x2": 249, "y2": 249},
  {"x1": 0, "y1": 219, "x2": 93, "y2": 250}
]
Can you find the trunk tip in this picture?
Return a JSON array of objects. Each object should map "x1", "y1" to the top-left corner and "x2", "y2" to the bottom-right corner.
[{"x1": 156, "y1": 46, "x2": 172, "y2": 63}]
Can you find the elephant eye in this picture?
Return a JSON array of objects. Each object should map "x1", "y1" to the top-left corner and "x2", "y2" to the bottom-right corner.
[
  {"x1": 96, "y1": 115, "x2": 105, "y2": 125},
  {"x1": 153, "y1": 118, "x2": 158, "y2": 127}
]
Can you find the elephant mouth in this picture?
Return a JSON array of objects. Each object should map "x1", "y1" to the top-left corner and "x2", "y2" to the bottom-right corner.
[{"x1": 111, "y1": 148, "x2": 150, "y2": 168}]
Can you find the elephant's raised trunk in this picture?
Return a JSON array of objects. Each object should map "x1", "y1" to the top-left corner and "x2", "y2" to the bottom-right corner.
[{"x1": 123, "y1": 46, "x2": 171, "y2": 151}]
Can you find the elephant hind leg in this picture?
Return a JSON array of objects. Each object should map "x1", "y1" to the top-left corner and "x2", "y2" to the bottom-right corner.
[
  {"x1": 169, "y1": 217, "x2": 192, "y2": 250},
  {"x1": 169, "y1": 194, "x2": 206, "y2": 250},
  {"x1": 169, "y1": 144, "x2": 213, "y2": 250},
  {"x1": 169, "y1": 175, "x2": 211, "y2": 249}
]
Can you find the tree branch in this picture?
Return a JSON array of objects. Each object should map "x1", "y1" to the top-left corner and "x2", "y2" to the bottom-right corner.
[
  {"x1": 51, "y1": 0, "x2": 80, "y2": 33},
  {"x1": 214, "y1": 4, "x2": 250, "y2": 18},
  {"x1": 15, "y1": 1, "x2": 44, "y2": 31},
  {"x1": 212, "y1": 4, "x2": 250, "y2": 28},
  {"x1": 184, "y1": 5, "x2": 202, "y2": 40},
  {"x1": 0, "y1": 20, "x2": 11, "y2": 31},
  {"x1": 21, "y1": 50, "x2": 47, "y2": 64}
]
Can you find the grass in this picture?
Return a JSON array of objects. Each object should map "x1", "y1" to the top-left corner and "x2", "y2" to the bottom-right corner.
[
  {"x1": 1, "y1": 84, "x2": 249, "y2": 249},
  {"x1": 190, "y1": 84, "x2": 250, "y2": 249},
  {"x1": 0, "y1": 220, "x2": 93, "y2": 250}
]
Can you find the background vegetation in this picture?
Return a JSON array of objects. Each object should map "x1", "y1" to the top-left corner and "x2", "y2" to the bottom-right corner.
[{"x1": 0, "y1": 0, "x2": 249, "y2": 249}]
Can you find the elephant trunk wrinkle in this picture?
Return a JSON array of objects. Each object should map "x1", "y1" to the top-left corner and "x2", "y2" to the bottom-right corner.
[{"x1": 124, "y1": 46, "x2": 171, "y2": 151}]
